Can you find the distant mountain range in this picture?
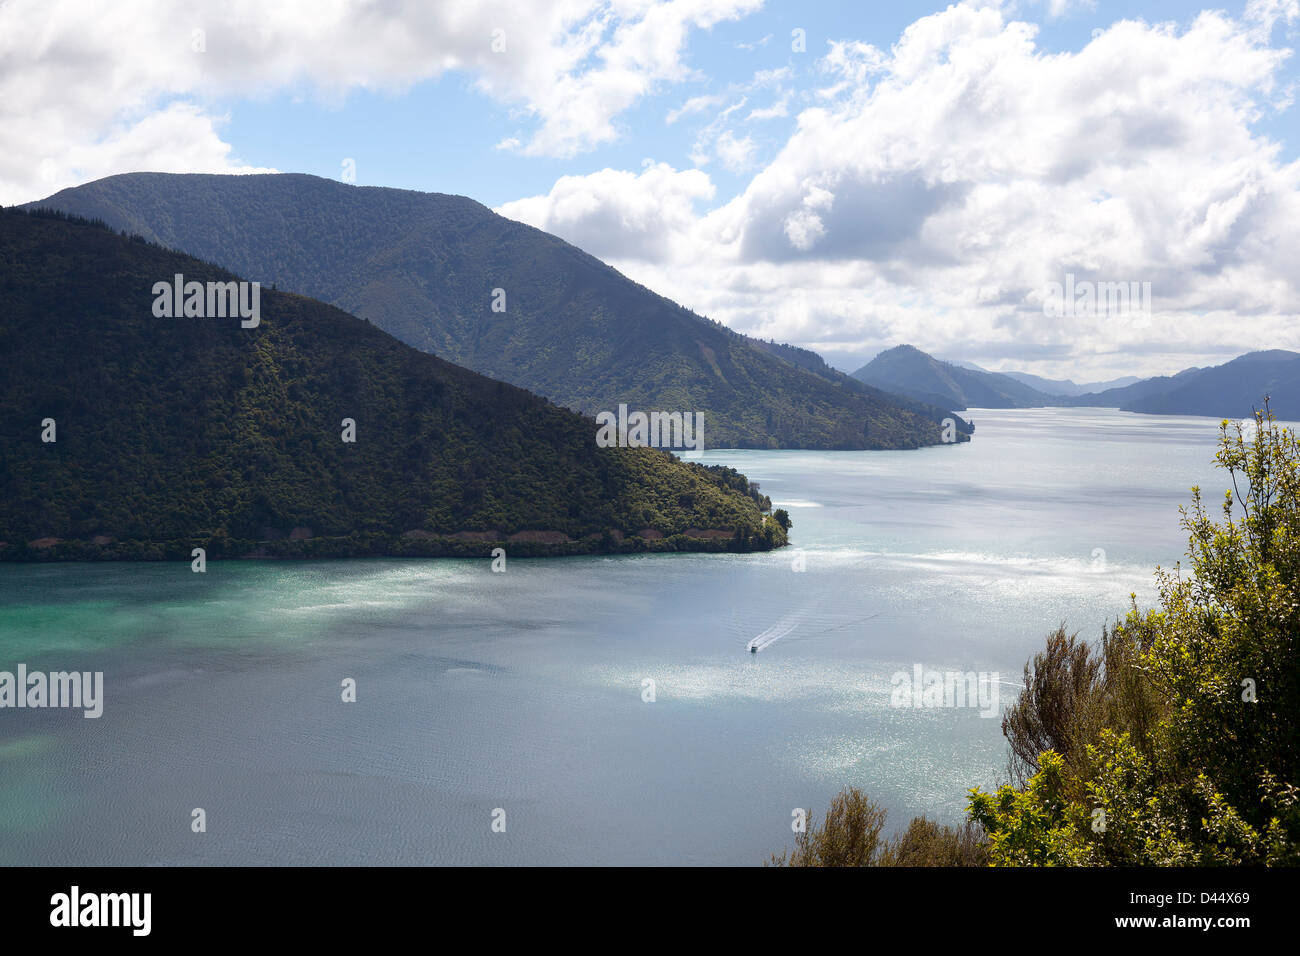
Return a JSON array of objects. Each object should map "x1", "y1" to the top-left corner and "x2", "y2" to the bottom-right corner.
[
  {"x1": 1072, "y1": 350, "x2": 1300, "y2": 417},
  {"x1": 939, "y1": 359, "x2": 1139, "y2": 395},
  {"x1": 24, "y1": 172, "x2": 967, "y2": 451},
  {"x1": 0, "y1": 208, "x2": 788, "y2": 560},
  {"x1": 995, "y1": 370, "x2": 1143, "y2": 397},
  {"x1": 852, "y1": 345, "x2": 1057, "y2": 409},
  {"x1": 852, "y1": 344, "x2": 1300, "y2": 418}
]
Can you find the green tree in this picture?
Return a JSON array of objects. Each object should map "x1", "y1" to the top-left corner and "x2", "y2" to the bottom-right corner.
[
  {"x1": 769, "y1": 788, "x2": 888, "y2": 867},
  {"x1": 971, "y1": 403, "x2": 1300, "y2": 865}
]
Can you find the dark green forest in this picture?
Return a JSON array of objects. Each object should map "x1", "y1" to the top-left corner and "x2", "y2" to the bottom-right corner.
[{"x1": 0, "y1": 208, "x2": 787, "y2": 561}]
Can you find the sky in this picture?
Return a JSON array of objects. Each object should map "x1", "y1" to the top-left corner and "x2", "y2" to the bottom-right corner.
[{"x1": 3, "y1": 0, "x2": 1299, "y2": 381}]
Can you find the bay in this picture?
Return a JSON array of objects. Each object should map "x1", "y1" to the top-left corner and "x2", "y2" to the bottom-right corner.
[{"x1": 0, "y1": 408, "x2": 1254, "y2": 865}]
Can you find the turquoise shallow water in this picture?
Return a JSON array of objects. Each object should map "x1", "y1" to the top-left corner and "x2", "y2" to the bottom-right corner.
[{"x1": 0, "y1": 408, "x2": 1254, "y2": 864}]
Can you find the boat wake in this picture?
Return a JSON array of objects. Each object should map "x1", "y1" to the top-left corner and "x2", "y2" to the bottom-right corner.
[
  {"x1": 744, "y1": 609, "x2": 885, "y2": 654},
  {"x1": 746, "y1": 618, "x2": 799, "y2": 653}
]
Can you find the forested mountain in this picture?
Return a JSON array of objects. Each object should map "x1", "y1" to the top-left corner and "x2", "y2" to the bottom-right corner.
[
  {"x1": 0, "y1": 208, "x2": 787, "y2": 560},
  {"x1": 25, "y1": 173, "x2": 967, "y2": 450}
]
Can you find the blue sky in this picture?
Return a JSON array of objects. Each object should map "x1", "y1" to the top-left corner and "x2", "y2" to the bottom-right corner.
[
  {"x1": 214, "y1": 0, "x2": 1300, "y2": 207},
  {"x1": 221, "y1": 1, "x2": 944, "y2": 205},
  {"x1": 4, "y1": 0, "x2": 1299, "y2": 380}
]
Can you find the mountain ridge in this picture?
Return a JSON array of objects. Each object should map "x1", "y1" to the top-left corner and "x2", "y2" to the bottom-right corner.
[
  {"x1": 851, "y1": 344, "x2": 1059, "y2": 410},
  {"x1": 25, "y1": 172, "x2": 970, "y2": 451},
  {"x1": 998, "y1": 369, "x2": 1143, "y2": 397}
]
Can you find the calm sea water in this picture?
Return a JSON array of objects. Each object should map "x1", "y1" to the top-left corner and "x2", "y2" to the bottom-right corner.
[{"x1": 0, "y1": 408, "x2": 1253, "y2": 865}]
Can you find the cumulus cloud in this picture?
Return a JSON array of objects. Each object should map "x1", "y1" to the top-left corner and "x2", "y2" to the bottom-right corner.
[
  {"x1": 714, "y1": 130, "x2": 758, "y2": 171},
  {"x1": 497, "y1": 161, "x2": 716, "y2": 261},
  {"x1": 502, "y1": 2, "x2": 1300, "y2": 379},
  {"x1": 0, "y1": 0, "x2": 760, "y2": 204}
]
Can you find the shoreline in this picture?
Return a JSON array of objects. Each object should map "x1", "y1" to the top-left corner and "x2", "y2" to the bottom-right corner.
[{"x1": 0, "y1": 526, "x2": 790, "y2": 563}]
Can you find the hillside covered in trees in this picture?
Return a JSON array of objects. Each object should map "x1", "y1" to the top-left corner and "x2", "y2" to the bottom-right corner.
[{"x1": 0, "y1": 208, "x2": 787, "y2": 561}]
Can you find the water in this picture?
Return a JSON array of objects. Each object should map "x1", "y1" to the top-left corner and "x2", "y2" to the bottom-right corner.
[{"x1": 0, "y1": 408, "x2": 1252, "y2": 865}]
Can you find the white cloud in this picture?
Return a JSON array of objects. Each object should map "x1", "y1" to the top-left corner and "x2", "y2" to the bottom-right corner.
[
  {"x1": 11, "y1": 0, "x2": 1300, "y2": 382},
  {"x1": 496, "y1": 161, "x2": 716, "y2": 261},
  {"x1": 745, "y1": 94, "x2": 791, "y2": 121},
  {"x1": 1245, "y1": 0, "x2": 1300, "y2": 39},
  {"x1": 715, "y1": 130, "x2": 757, "y2": 171},
  {"x1": 781, "y1": 185, "x2": 833, "y2": 250},
  {"x1": 736, "y1": 34, "x2": 773, "y2": 51},
  {"x1": 0, "y1": 0, "x2": 762, "y2": 204},
  {"x1": 675, "y1": 66, "x2": 793, "y2": 168},
  {"x1": 499, "y1": 3, "x2": 1300, "y2": 380},
  {"x1": 484, "y1": 0, "x2": 764, "y2": 157},
  {"x1": 1034, "y1": 0, "x2": 1099, "y2": 19},
  {"x1": 667, "y1": 94, "x2": 725, "y2": 124}
]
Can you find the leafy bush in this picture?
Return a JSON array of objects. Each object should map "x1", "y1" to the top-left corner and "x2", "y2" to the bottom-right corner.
[
  {"x1": 769, "y1": 786, "x2": 988, "y2": 867},
  {"x1": 971, "y1": 403, "x2": 1300, "y2": 865}
]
